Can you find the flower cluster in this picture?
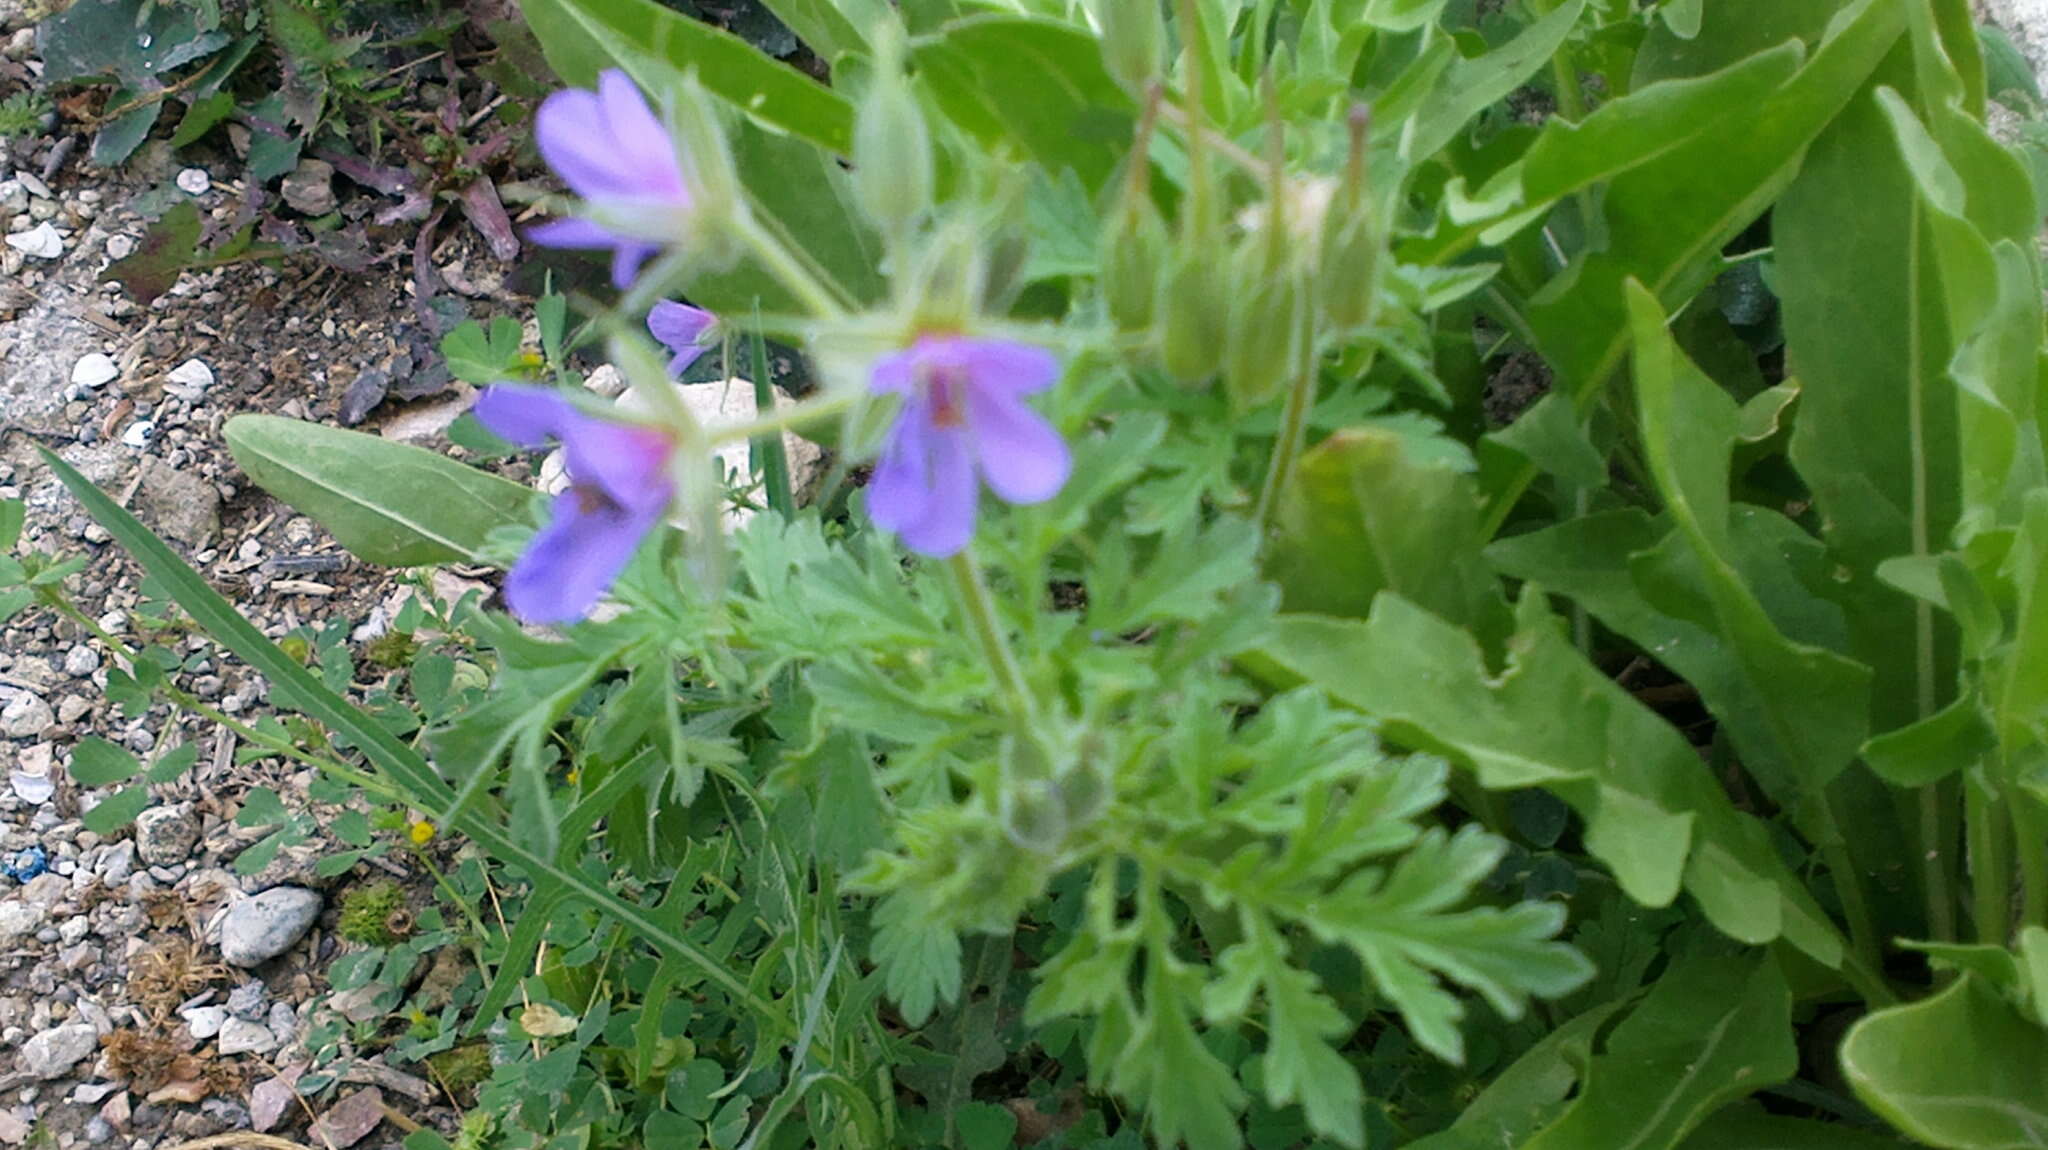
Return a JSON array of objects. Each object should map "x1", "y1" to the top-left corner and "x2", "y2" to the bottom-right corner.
[{"x1": 486, "y1": 72, "x2": 1072, "y2": 622}]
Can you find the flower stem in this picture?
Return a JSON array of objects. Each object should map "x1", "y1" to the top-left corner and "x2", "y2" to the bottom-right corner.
[
  {"x1": 944, "y1": 551, "x2": 1037, "y2": 727},
  {"x1": 742, "y1": 217, "x2": 849, "y2": 321},
  {"x1": 709, "y1": 391, "x2": 858, "y2": 446},
  {"x1": 1251, "y1": 348, "x2": 1323, "y2": 537}
]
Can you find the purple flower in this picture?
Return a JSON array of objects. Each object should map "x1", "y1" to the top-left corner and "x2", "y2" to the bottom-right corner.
[
  {"x1": 866, "y1": 336, "x2": 1071, "y2": 557},
  {"x1": 649, "y1": 301, "x2": 718, "y2": 376},
  {"x1": 474, "y1": 385, "x2": 677, "y2": 623},
  {"x1": 529, "y1": 70, "x2": 692, "y2": 288}
]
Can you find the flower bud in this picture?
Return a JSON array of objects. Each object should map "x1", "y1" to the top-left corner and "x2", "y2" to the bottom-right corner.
[
  {"x1": 853, "y1": 35, "x2": 933, "y2": 240},
  {"x1": 1092, "y1": 0, "x2": 1166, "y2": 100},
  {"x1": 1159, "y1": 248, "x2": 1229, "y2": 385}
]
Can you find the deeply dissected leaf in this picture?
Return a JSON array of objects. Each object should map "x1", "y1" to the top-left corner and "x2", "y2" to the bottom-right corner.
[
  {"x1": 224, "y1": 415, "x2": 535, "y2": 567},
  {"x1": 871, "y1": 890, "x2": 962, "y2": 1026}
]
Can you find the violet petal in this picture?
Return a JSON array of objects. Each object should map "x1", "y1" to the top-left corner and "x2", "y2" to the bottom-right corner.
[
  {"x1": 871, "y1": 412, "x2": 978, "y2": 558},
  {"x1": 968, "y1": 389, "x2": 1070, "y2": 505},
  {"x1": 473, "y1": 385, "x2": 576, "y2": 447},
  {"x1": 505, "y1": 489, "x2": 662, "y2": 623}
]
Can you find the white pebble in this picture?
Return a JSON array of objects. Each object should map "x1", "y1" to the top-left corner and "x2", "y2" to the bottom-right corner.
[
  {"x1": 121, "y1": 421, "x2": 155, "y2": 448},
  {"x1": 4, "y1": 222, "x2": 65, "y2": 260},
  {"x1": 71, "y1": 353, "x2": 118, "y2": 389},
  {"x1": 176, "y1": 168, "x2": 212, "y2": 195},
  {"x1": 14, "y1": 171, "x2": 51, "y2": 199},
  {"x1": 104, "y1": 234, "x2": 135, "y2": 260},
  {"x1": 165, "y1": 358, "x2": 214, "y2": 399}
]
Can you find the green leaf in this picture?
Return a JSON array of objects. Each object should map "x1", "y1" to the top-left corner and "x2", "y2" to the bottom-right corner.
[
  {"x1": 1500, "y1": 0, "x2": 1903, "y2": 526},
  {"x1": 40, "y1": 0, "x2": 228, "y2": 85},
  {"x1": 1843, "y1": 974, "x2": 2048, "y2": 1149},
  {"x1": 1406, "y1": 0, "x2": 1586, "y2": 165},
  {"x1": 1266, "y1": 426, "x2": 1509, "y2": 641},
  {"x1": 69, "y1": 737, "x2": 141, "y2": 786},
  {"x1": 84, "y1": 786, "x2": 152, "y2": 834},
  {"x1": 440, "y1": 317, "x2": 527, "y2": 384},
  {"x1": 224, "y1": 415, "x2": 535, "y2": 566},
  {"x1": 1361, "y1": 0, "x2": 1448, "y2": 33},
  {"x1": 953, "y1": 1102, "x2": 1018, "y2": 1150},
  {"x1": 1253, "y1": 592, "x2": 1847, "y2": 968},
  {"x1": 91, "y1": 96, "x2": 162, "y2": 168},
  {"x1": 684, "y1": 123, "x2": 885, "y2": 311},
  {"x1": 912, "y1": 15, "x2": 1134, "y2": 192},
  {"x1": 757, "y1": 0, "x2": 885, "y2": 62},
  {"x1": 1406, "y1": 998, "x2": 1633, "y2": 1150},
  {"x1": 237, "y1": 786, "x2": 289, "y2": 827},
  {"x1": 1861, "y1": 694, "x2": 1997, "y2": 787},
  {"x1": 169, "y1": 90, "x2": 236, "y2": 147},
  {"x1": 1624, "y1": 279, "x2": 1872, "y2": 817},
  {"x1": 522, "y1": 0, "x2": 855, "y2": 154},
  {"x1": 871, "y1": 890, "x2": 961, "y2": 1026},
  {"x1": 1209, "y1": 924, "x2": 1364, "y2": 1147},
  {"x1": 0, "y1": 499, "x2": 22, "y2": 550},
  {"x1": 1521, "y1": 951, "x2": 1797, "y2": 1150},
  {"x1": 1518, "y1": 42, "x2": 1803, "y2": 209},
  {"x1": 1676, "y1": 1105, "x2": 1913, "y2": 1149}
]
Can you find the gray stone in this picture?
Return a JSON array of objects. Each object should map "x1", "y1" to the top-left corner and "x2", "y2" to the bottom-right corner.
[
  {"x1": 135, "y1": 458, "x2": 221, "y2": 550},
  {"x1": 218, "y1": 886, "x2": 323, "y2": 967},
  {"x1": 132, "y1": 805, "x2": 199, "y2": 866},
  {"x1": 97, "y1": 841, "x2": 134, "y2": 883},
  {"x1": 181, "y1": 1005, "x2": 226, "y2": 1040},
  {"x1": 20, "y1": 1022, "x2": 98, "y2": 1079},
  {"x1": 62, "y1": 645, "x2": 100, "y2": 677},
  {"x1": 226, "y1": 980, "x2": 268, "y2": 1019},
  {"x1": 217, "y1": 1016, "x2": 279, "y2": 1055},
  {"x1": 0, "y1": 692, "x2": 53, "y2": 738},
  {"x1": 280, "y1": 159, "x2": 338, "y2": 216},
  {"x1": 0, "y1": 901, "x2": 42, "y2": 941}
]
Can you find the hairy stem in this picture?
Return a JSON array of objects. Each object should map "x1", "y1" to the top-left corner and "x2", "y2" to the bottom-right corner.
[{"x1": 945, "y1": 551, "x2": 1038, "y2": 728}]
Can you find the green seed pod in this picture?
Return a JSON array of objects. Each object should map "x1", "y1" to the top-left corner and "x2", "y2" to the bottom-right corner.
[
  {"x1": 671, "y1": 74, "x2": 746, "y2": 270},
  {"x1": 1101, "y1": 196, "x2": 1167, "y2": 332},
  {"x1": 1159, "y1": 248, "x2": 1229, "y2": 385},
  {"x1": 1225, "y1": 250, "x2": 1307, "y2": 410},
  {"x1": 1093, "y1": 0, "x2": 1166, "y2": 100},
  {"x1": 853, "y1": 45, "x2": 933, "y2": 240},
  {"x1": 1320, "y1": 103, "x2": 1381, "y2": 330},
  {"x1": 1320, "y1": 212, "x2": 1381, "y2": 331}
]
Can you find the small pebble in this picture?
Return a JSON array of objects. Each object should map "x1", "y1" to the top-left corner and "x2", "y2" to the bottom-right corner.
[
  {"x1": 175, "y1": 168, "x2": 212, "y2": 195},
  {"x1": 71, "y1": 354, "x2": 118, "y2": 389}
]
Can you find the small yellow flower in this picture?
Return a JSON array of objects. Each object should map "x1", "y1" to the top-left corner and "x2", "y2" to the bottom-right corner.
[{"x1": 409, "y1": 820, "x2": 436, "y2": 845}]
